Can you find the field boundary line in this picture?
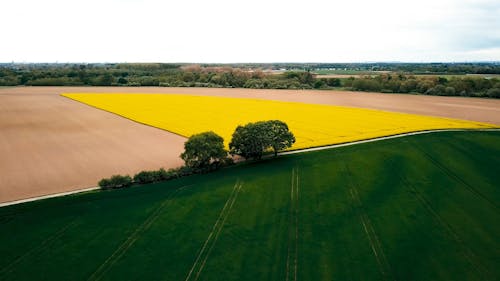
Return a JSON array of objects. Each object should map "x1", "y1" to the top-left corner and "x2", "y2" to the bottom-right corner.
[
  {"x1": 399, "y1": 175, "x2": 491, "y2": 280},
  {"x1": 0, "y1": 187, "x2": 100, "y2": 208},
  {"x1": 61, "y1": 94, "x2": 190, "y2": 141},
  {"x1": 344, "y1": 163, "x2": 393, "y2": 281},
  {"x1": 413, "y1": 143, "x2": 499, "y2": 211},
  {"x1": 2, "y1": 129, "x2": 498, "y2": 209},
  {"x1": 185, "y1": 180, "x2": 243, "y2": 281},
  {"x1": 278, "y1": 128, "x2": 500, "y2": 156},
  {"x1": 87, "y1": 185, "x2": 188, "y2": 281},
  {"x1": 0, "y1": 220, "x2": 78, "y2": 278}
]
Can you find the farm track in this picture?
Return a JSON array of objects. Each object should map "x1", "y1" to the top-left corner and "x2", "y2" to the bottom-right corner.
[
  {"x1": 413, "y1": 143, "x2": 499, "y2": 211},
  {"x1": 0, "y1": 220, "x2": 78, "y2": 278},
  {"x1": 0, "y1": 187, "x2": 100, "y2": 208},
  {"x1": 343, "y1": 163, "x2": 394, "y2": 281},
  {"x1": 185, "y1": 180, "x2": 243, "y2": 281},
  {"x1": 286, "y1": 167, "x2": 300, "y2": 281},
  {"x1": 399, "y1": 176, "x2": 492, "y2": 280},
  {"x1": 87, "y1": 185, "x2": 189, "y2": 281}
]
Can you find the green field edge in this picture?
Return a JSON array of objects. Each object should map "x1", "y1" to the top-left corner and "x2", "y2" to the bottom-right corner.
[
  {"x1": 278, "y1": 128, "x2": 500, "y2": 154},
  {"x1": 1, "y1": 128, "x2": 499, "y2": 208}
]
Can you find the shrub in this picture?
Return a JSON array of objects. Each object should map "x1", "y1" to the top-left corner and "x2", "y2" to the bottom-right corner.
[
  {"x1": 486, "y1": 88, "x2": 500, "y2": 98},
  {"x1": 132, "y1": 167, "x2": 189, "y2": 184},
  {"x1": 426, "y1": 85, "x2": 446, "y2": 96},
  {"x1": 99, "y1": 174, "x2": 132, "y2": 189},
  {"x1": 444, "y1": 86, "x2": 456, "y2": 96},
  {"x1": 352, "y1": 79, "x2": 382, "y2": 92},
  {"x1": 326, "y1": 78, "x2": 341, "y2": 87},
  {"x1": 98, "y1": 178, "x2": 111, "y2": 189},
  {"x1": 133, "y1": 170, "x2": 161, "y2": 184}
]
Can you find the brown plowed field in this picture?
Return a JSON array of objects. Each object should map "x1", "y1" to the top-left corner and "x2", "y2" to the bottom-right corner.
[{"x1": 1, "y1": 87, "x2": 499, "y2": 203}]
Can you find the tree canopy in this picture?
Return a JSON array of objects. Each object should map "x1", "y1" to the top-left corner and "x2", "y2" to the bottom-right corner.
[
  {"x1": 229, "y1": 120, "x2": 295, "y2": 160},
  {"x1": 181, "y1": 131, "x2": 227, "y2": 170},
  {"x1": 265, "y1": 120, "x2": 296, "y2": 156}
]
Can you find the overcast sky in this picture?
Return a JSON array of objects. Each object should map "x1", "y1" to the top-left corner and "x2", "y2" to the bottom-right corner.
[{"x1": 2, "y1": 0, "x2": 499, "y2": 63}]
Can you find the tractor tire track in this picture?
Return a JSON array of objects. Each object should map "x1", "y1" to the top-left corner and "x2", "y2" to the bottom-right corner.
[
  {"x1": 285, "y1": 169, "x2": 294, "y2": 281},
  {"x1": 399, "y1": 176, "x2": 492, "y2": 280},
  {"x1": 185, "y1": 180, "x2": 243, "y2": 281},
  {"x1": 343, "y1": 163, "x2": 394, "y2": 281},
  {"x1": 0, "y1": 215, "x2": 14, "y2": 225},
  {"x1": 294, "y1": 167, "x2": 299, "y2": 281},
  {"x1": 286, "y1": 167, "x2": 300, "y2": 281},
  {"x1": 413, "y1": 143, "x2": 499, "y2": 211},
  {"x1": 87, "y1": 185, "x2": 188, "y2": 281},
  {"x1": 193, "y1": 182, "x2": 243, "y2": 281},
  {"x1": 0, "y1": 219, "x2": 78, "y2": 278},
  {"x1": 184, "y1": 181, "x2": 240, "y2": 281}
]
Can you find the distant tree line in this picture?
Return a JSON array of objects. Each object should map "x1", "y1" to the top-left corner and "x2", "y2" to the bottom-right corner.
[
  {"x1": 99, "y1": 120, "x2": 295, "y2": 189},
  {"x1": 1, "y1": 63, "x2": 499, "y2": 98},
  {"x1": 343, "y1": 74, "x2": 500, "y2": 98},
  {"x1": 186, "y1": 62, "x2": 500, "y2": 74}
]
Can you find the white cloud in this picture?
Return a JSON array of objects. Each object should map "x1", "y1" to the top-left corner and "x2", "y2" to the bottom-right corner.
[{"x1": 1, "y1": 0, "x2": 499, "y2": 62}]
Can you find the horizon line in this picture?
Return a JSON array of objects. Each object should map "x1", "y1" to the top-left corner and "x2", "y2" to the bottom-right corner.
[{"x1": 2, "y1": 61, "x2": 500, "y2": 65}]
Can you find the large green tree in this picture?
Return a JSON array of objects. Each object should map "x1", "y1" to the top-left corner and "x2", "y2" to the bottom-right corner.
[
  {"x1": 181, "y1": 131, "x2": 227, "y2": 170},
  {"x1": 229, "y1": 120, "x2": 295, "y2": 160},
  {"x1": 229, "y1": 122, "x2": 267, "y2": 160},
  {"x1": 266, "y1": 120, "x2": 296, "y2": 156}
]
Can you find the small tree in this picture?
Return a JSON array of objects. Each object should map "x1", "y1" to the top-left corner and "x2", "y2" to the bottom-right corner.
[{"x1": 181, "y1": 131, "x2": 227, "y2": 170}]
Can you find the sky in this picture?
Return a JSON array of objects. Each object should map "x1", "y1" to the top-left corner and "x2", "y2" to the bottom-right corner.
[{"x1": 1, "y1": 0, "x2": 499, "y2": 63}]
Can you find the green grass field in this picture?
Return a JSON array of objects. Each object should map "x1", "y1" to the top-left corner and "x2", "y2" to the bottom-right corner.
[{"x1": 0, "y1": 131, "x2": 499, "y2": 281}]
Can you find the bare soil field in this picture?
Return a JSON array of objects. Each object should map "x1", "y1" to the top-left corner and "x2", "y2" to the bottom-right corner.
[
  {"x1": 21, "y1": 86, "x2": 497, "y2": 124},
  {"x1": 1, "y1": 86, "x2": 499, "y2": 203},
  {"x1": 0, "y1": 88, "x2": 186, "y2": 203}
]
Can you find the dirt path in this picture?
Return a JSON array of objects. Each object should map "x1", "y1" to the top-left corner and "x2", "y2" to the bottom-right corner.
[{"x1": 1, "y1": 86, "x2": 499, "y2": 204}]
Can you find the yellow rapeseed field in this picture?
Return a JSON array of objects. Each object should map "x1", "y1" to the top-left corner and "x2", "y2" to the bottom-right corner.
[{"x1": 62, "y1": 93, "x2": 497, "y2": 150}]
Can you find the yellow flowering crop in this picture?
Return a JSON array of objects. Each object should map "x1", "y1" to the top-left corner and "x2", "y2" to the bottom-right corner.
[{"x1": 62, "y1": 93, "x2": 497, "y2": 150}]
